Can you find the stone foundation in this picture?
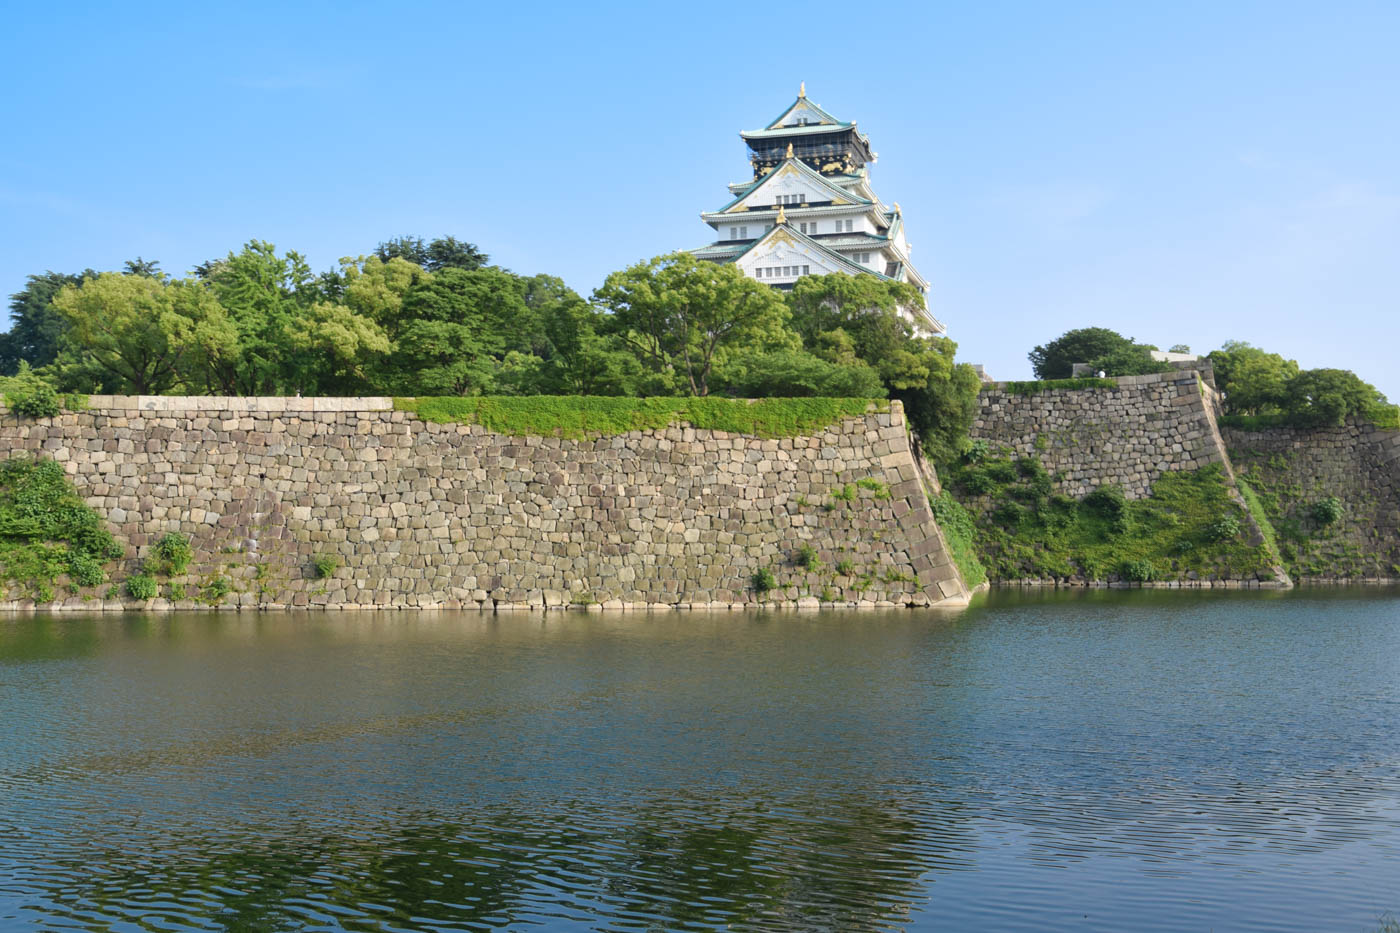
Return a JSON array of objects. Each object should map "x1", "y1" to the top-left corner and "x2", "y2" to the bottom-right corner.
[{"x1": 0, "y1": 397, "x2": 969, "y2": 611}]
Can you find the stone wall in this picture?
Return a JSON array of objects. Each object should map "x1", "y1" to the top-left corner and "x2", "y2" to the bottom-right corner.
[
  {"x1": 1223, "y1": 421, "x2": 1400, "y2": 583},
  {"x1": 0, "y1": 397, "x2": 969, "y2": 611},
  {"x1": 972, "y1": 370, "x2": 1228, "y2": 499}
]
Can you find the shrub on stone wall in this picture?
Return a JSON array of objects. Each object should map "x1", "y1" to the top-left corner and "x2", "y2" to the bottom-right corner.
[{"x1": 0, "y1": 455, "x2": 122, "y2": 601}]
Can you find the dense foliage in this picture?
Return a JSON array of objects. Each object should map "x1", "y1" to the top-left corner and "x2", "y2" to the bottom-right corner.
[
  {"x1": 1209, "y1": 341, "x2": 1398, "y2": 428},
  {"x1": 3, "y1": 236, "x2": 981, "y2": 465},
  {"x1": 1027, "y1": 327, "x2": 1169, "y2": 379},
  {"x1": 948, "y1": 455, "x2": 1279, "y2": 583},
  {"x1": 0, "y1": 456, "x2": 123, "y2": 601}
]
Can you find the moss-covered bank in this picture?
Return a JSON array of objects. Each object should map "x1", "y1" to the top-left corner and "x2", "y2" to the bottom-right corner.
[
  {"x1": 947, "y1": 454, "x2": 1283, "y2": 585},
  {"x1": 0, "y1": 456, "x2": 121, "y2": 601}
]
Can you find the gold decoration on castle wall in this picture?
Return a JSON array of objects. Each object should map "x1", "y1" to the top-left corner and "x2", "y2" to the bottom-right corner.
[
  {"x1": 785, "y1": 142, "x2": 794, "y2": 159},
  {"x1": 770, "y1": 228, "x2": 796, "y2": 247},
  {"x1": 821, "y1": 161, "x2": 843, "y2": 174},
  {"x1": 831, "y1": 197, "x2": 851, "y2": 205}
]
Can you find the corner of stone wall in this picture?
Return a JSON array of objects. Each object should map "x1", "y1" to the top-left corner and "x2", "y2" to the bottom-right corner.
[{"x1": 885, "y1": 402, "x2": 970, "y2": 606}]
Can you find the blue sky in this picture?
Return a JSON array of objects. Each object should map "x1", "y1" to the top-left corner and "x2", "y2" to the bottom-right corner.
[{"x1": 2, "y1": 1, "x2": 1396, "y2": 396}]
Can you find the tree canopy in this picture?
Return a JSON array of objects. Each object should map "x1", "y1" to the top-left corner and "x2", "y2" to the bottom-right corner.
[
  {"x1": 1028, "y1": 327, "x2": 1167, "y2": 379},
  {"x1": 5, "y1": 234, "x2": 991, "y2": 465}
]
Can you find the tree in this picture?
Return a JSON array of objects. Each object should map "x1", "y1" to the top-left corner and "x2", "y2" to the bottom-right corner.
[
  {"x1": 786, "y1": 274, "x2": 978, "y2": 464},
  {"x1": 0, "y1": 271, "x2": 90, "y2": 375},
  {"x1": 1282, "y1": 368, "x2": 1386, "y2": 428},
  {"x1": 535, "y1": 296, "x2": 641, "y2": 396},
  {"x1": 425, "y1": 236, "x2": 488, "y2": 272},
  {"x1": 285, "y1": 301, "x2": 391, "y2": 395},
  {"x1": 374, "y1": 235, "x2": 488, "y2": 272},
  {"x1": 50, "y1": 273, "x2": 231, "y2": 394},
  {"x1": 1207, "y1": 341, "x2": 1299, "y2": 415},
  {"x1": 716, "y1": 349, "x2": 886, "y2": 398},
  {"x1": 386, "y1": 267, "x2": 534, "y2": 395},
  {"x1": 788, "y1": 273, "x2": 924, "y2": 367},
  {"x1": 594, "y1": 252, "x2": 794, "y2": 396},
  {"x1": 1029, "y1": 327, "x2": 1138, "y2": 379},
  {"x1": 205, "y1": 241, "x2": 318, "y2": 394},
  {"x1": 122, "y1": 257, "x2": 163, "y2": 278},
  {"x1": 1084, "y1": 344, "x2": 1170, "y2": 377}
]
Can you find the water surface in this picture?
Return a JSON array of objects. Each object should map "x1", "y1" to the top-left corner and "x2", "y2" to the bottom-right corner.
[{"x1": 2, "y1": 588, "x2": 1398, "y2": 930}]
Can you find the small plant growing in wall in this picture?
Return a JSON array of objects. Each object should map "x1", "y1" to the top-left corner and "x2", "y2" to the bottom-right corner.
[
  {"x1": 819, "y1": 586, "x2": 837, "y2": 603},
  {"x1": 751, "y1": 567, "x2": 777, "y2": 594},
  {"x1": 203, "y1": 576, "x2": 232, "y2": 605},
  {"x1": 856, "y1": 477, "x2": 891, "y2": 500},
  {"x1": 792, "y1": 543, "x2": 821, "y2": 573},
  {"x1": 125, "y1": 573, "x2": 158, "y2": 600},
  {"x1": 169, "y1": 582, "x2": 187, "y2": 601},
  {"x1": 67, "y1": 555, "x2": 106, "y2": 588},
  {"x1": 1118, "y1": 559, "x2": 1156, "y2": 583},
  {"x1": 1312, "y1": 497, "x2": 1344, "y2": 526},
  {"x1": 835, "y1": 559, "x2": 855, "y2": 576},
  {"x1": 1208, "y1": 513, "x2": 1242, "y2": 541},
  {"x1": 313, "y1": 553, "x2": 340, "y2": 579},
  {"x1": 151, "y1": 532, "x2": 193, "y2": 575}
]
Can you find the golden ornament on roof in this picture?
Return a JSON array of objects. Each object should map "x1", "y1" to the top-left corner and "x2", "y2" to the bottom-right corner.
[
  {"x1": 785, "y1": 142, "x2": 794, "y2": 159},
  {"x1": 799, "y1": 81, "x2": 806, "y2": 99},
  {"x1": 775, "y1": 205, "x2": 788, "y2": 225}
]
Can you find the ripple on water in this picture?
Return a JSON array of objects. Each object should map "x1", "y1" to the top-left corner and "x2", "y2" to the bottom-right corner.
[{"x1": 0, "y1": 592, "x2": 1399, "y2": 931}]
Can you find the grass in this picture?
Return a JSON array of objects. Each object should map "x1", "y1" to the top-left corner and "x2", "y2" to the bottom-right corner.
[
  {"x1": 1219, "y1": 400, "x2": 1400, "y2": 432},
  {"x1": 313, "y1": 553, "x2": 339, "y2": 579},
  {"x1": 392, "y1": 396, "x2": 886, "y2": 438},
  {"x1": 929, "y1": 490, "x2": 989, "y2": 588},
  {"x1": 1229, "y1": 442, "x2": 1394, "y2": 579},
  {"x1": 998, "y1": 377, "x2": 1118, "y2": 396},
  {"x1": 0, "y1": 455, "x2": 122, "y2": 601},
  {"x1": 949, "y1": 456, "x2": 1279, "y2": 583}
]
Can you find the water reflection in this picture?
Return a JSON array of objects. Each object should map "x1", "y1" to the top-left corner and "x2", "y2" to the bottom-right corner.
[{"x1": 2, "y1": 592, "x2": 1399, "y2": 931}]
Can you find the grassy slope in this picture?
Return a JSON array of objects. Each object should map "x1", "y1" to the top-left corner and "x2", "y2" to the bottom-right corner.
[{"x1": 948, "y1": 456, "x2": 1280, "y2": 583}]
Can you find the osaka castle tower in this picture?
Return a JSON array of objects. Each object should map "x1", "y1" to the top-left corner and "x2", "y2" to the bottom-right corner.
[{"x1": 690, "y1": 84, "x2": 943, "y2": 334}]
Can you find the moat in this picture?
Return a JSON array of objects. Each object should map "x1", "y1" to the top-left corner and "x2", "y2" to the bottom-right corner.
[{"x1": 2, "y1": 589, "x2": 1398, "y2": 931}]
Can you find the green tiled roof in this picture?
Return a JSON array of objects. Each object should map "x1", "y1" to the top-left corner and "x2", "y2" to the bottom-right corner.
[
  {"x1": 759, "y1": 94, "x2": 848, "y2": 131},
  {"x1": 740, "y1": 123, "x2": 855, "y2": 140}
]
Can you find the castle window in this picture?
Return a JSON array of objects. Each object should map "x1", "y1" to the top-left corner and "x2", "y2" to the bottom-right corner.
[
  {"x1": 802, "y1": 265, "x2": 810, "y2": 275},
  {"x1": 739, "y1": 226, "x2": 748, "y2": 238},
  {"x1": 799, "y1": 194, "x2": 806, "y2": 203},
  {"x1": 845, "y1": 219, "x2": 854, "y2": 232}
]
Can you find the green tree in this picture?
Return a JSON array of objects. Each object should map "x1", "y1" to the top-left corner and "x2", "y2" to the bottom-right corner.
[
  {"x1": 205, "y1": 241, "x2": 318, "y2": 394},
  {"x1": 1084, "y1": 343, "x2": 1170, "y2": 377},
  {"x1": 387, "y1": 267, "x2": 533, "y2": 395},
  {"x1": 787, "y1": 274, "x2": 978, "y2": 464},
  {"x1": 535, "y1": 296, "x2": 642, "y2": 395},
  {"x1": 50, "y1": 273, "x2": 231, "y2": 394},
  {"x1": 1028, "y1": 327, "x2": 1142, "y2": 379},
  {"x1": 285, "y1": 301, "x2": 391, "y2": 395},
  {"x1": 716, "y1": 349, "x2": 886, "y2": 398},
  {"x1": 374, "y1": 235, "x2": 488, "y2": 272},
  {"x1": 1282, "y1": 368, "x2": 1386, "y2": 428},
  {"x1": 594, "y1": 252, "x2": 794, "y2": 396},
  {"x1": 1208, "y1": 341, "x2": 1299, "y2": 415},
  {"x1": 0, "y1": 271, "x2": 91, "y2": 375}
]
